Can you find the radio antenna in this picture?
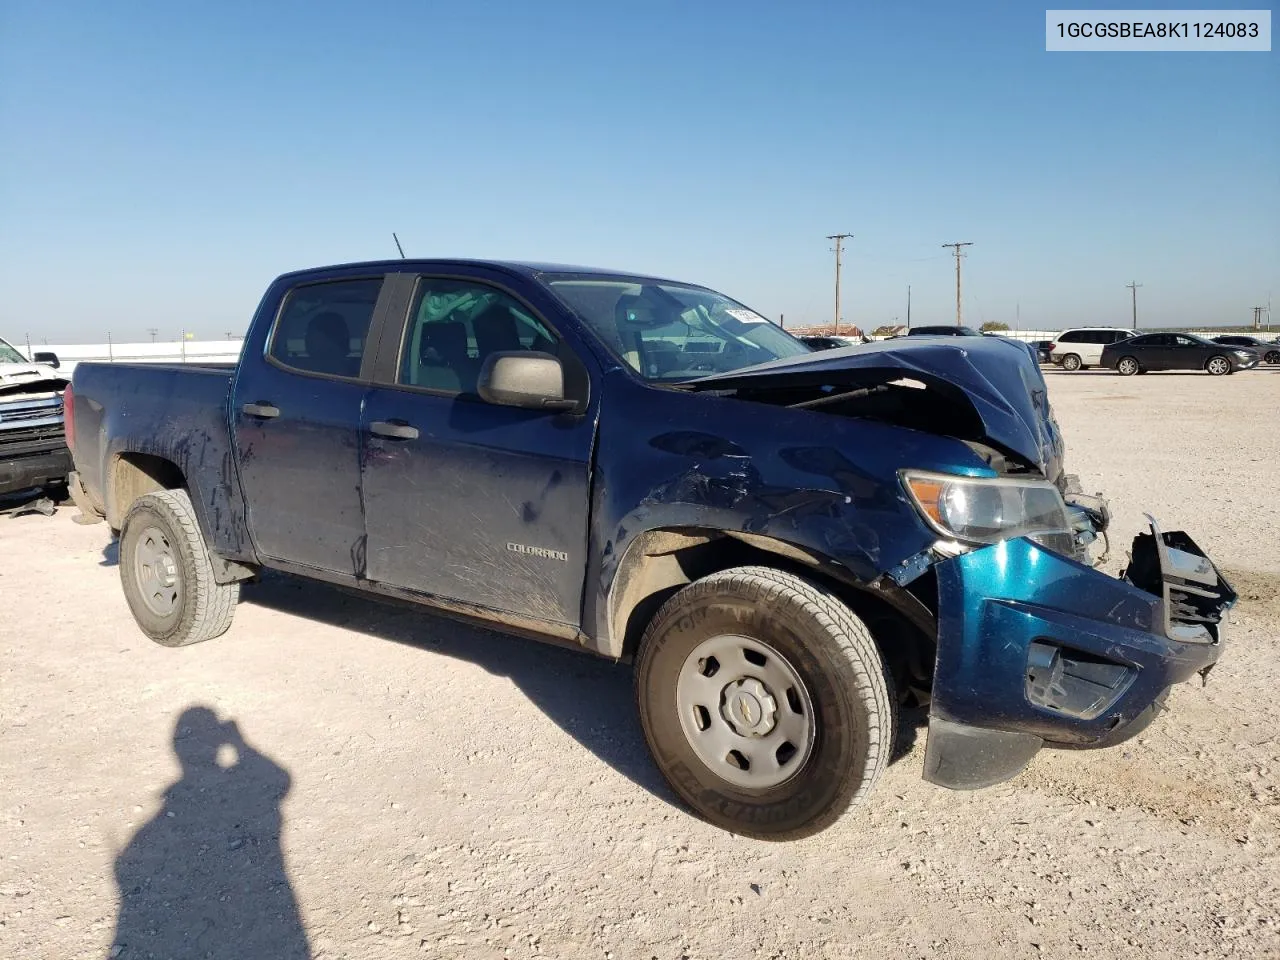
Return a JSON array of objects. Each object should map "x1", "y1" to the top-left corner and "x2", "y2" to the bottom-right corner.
[{"x1": 392, "y1": 232, "x2": 406, "y2": 259}]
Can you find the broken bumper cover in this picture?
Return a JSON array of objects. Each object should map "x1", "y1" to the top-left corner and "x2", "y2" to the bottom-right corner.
[
  {"x1": 923, "y1": 519, "x2": 1235, "y2": 790},
  {"x1": 0, "y1": 446, "x2": 72, "y2": 496}
]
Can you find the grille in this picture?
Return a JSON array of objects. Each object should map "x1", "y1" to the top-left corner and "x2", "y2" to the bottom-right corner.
[{"x1": 0, "y1": 396, "x2": 64, "y2": 426}]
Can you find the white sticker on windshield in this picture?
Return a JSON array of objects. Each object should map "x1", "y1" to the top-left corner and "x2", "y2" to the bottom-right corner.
[{"x1": 725, "y1": 308, "x2": 768, "y2": 324}]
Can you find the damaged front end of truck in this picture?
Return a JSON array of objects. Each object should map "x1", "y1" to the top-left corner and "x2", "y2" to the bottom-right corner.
[{"x1": 686, "y1": 338, "x2": 1235, "y2": 789}]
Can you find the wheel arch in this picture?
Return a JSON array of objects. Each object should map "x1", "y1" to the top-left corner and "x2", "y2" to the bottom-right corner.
[
  {"x1": 107, "y1": 452, "x2": 187, "y2": 529},
  {"x1": 604, "y1": 526, "x2": 938, "y2": 694},
  {"x1": 108, "y1": 452, "x2": 256, "y2": 585}
]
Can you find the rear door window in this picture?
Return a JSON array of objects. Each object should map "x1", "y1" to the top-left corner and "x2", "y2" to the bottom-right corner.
[{"x1": 269, "y1": 277, "x2": 383, "y2": 378}]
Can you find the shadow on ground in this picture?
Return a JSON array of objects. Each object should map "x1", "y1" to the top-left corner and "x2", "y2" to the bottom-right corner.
[
  {"x1": 241, "y1": 572, "x2": 676, "y2": 805},
  {"x1": 110, "y1": 706, "x2": 310, "y2": 959},
  {"x1": 237, "y1": 572, "x2": 925, "y2": 810}
]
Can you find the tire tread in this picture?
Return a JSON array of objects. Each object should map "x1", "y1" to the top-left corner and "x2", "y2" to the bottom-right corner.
[{"x1": 121, "y1": 489, "x2": 238, "y2": 646}]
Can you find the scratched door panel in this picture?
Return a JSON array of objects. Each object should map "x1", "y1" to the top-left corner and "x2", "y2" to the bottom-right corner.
[
  {"x1": 360, "y1": 390, "x2": 592, "y2": 625},
  {"x1": 232, "y1": 275, "x2": 386, "y2": 574}
]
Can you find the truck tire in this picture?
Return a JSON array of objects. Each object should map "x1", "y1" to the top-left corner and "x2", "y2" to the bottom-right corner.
[
  {"x1": 635, "y1": 566, "x2": 895, "y2": 840},
  {"x1": 119, "y1": 490, "x2": 238, "y2": 647}
]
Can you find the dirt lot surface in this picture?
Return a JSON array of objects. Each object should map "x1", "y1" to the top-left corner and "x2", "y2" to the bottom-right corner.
[{"x1": 3, "y1": 366, "x2": 1278, "y2": 959}]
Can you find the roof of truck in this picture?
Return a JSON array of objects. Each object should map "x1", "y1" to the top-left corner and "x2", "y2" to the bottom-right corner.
[{"x1": 279, "y1": 259, "x2": 685, "y2": 284}]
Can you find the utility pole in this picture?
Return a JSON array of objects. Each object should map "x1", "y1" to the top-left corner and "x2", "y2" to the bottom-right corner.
[
  {"x1": 147, "y1": 328, "x2": 158, "y2": 343},
  {"x1": 941, "y1": 242, "x2": 973, "y2": 326},
  {"x1": 906, "y1": 285, "x2": 912, "y2": 327},
  {"x1": 827, "y1": 233, "x2": 853, "y2": 334},
  {"x1": 1126, "y1": 282, "x2": 1142, "y2": 329},
  {"x1": 1253, "y1": 306, "x2": 1264, "y2": 331}
]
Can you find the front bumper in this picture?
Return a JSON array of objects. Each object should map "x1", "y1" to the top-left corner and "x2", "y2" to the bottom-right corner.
[
  {"x1": 0, "y1": 446, "x2": 73, "y2": 496},
  {"x1": 922, "y1": 519, "x2": 1235, "y2": 790}
]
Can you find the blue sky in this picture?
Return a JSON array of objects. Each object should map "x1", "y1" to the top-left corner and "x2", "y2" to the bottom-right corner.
[{"x1": 2, "y1": 1, "x2": 1276, "y2": 342}]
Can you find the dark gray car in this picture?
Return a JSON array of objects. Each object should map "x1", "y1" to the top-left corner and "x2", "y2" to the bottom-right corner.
[
  {"x1": 1101, "y1": 333, "x2": 1260, "y2": 376},
  {"x1": 1212, "y1": 335, "x2": 1280, "y2": 364}
]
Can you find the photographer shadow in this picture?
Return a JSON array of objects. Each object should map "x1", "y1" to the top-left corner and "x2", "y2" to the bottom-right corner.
[{"x1": 109, "y1": 706, "x2": 310, "y2": 959}]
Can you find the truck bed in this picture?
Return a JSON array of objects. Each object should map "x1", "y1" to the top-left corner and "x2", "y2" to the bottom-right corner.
[{"x1": 70, "y1": 362, "x2": 253, "y2": 559}]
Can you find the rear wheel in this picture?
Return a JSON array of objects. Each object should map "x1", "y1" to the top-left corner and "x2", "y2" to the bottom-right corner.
[
  {"x1": 120, "y1": 490, "x2": 238, "y2": 646},
  {"x1": 635, "y1": 566, "x2": 895, "y2": 840},
  {"x1": 1206, "y1": 355, "x2": 1231, "y2": 376},
  {"x1": 1060, "y1": 353, "x2": 1082, "y2": 372},
  {"x1": 1264, "y1": 350, "x2": 1279, "y2": 365},
  {"x1": 1116, "y1": 356, "x2": 1140, "y2": 376}
]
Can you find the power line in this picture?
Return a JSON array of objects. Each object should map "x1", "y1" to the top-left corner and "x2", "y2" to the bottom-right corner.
[
  {"x1": 1126, "y1": 282, "x2": 1142, "y2": 329},
  {"x1": 826, "y1": 234, "x2": 853, "y2": 334},
  {"x1": 941, "y1": 242, "x2": 973, "y2": 326}
]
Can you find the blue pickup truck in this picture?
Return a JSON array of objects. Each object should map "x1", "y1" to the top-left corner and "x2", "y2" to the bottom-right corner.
[{"x1": 67, "y1": 260, "x2": 1234, "y2": 839}]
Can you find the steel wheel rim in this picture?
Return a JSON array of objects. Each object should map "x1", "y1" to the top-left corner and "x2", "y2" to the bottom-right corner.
[
  {"x1": 1119, "y1": 358, "x2": 1137, "y2": 375},
  {"x1": 1208, "y1": 357, "x2": 1229, "y2": 375},
  {"x1": 133, "y1": 525, "x2": 181, "y2": 618},
  {"x1": 675, "y1": 634, "x2": 816, "y2": 789}
]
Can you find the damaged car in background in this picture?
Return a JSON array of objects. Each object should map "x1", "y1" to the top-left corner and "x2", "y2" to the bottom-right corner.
[
  {"x1": 0, "y1": 336, "x2": 70, "y2": 500},
  {"x1": 66, "y1": 260, "x2": 1234, "y2": 840}
]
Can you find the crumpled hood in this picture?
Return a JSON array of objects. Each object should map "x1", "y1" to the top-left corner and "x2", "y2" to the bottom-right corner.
[
  {"x1": 688, "y1": 337, "x2": 1064, "y2": 478},
  {"x1": 0, "y1": 363, "x2": 68, "y2": 396}
]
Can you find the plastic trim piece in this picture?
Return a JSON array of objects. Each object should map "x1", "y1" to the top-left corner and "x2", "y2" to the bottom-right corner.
[{"x1": 922, "y1": 716, "x2": 1043, "y2": 790}]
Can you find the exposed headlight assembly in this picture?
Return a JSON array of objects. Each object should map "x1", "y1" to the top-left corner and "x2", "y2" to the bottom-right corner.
[{"x1": 901, "y1": 470, "x2": 1075, "y2": 556}]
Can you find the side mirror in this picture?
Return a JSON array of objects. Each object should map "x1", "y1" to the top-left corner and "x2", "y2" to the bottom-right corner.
[
  {"x1": 33, "y1": 351, "x2": 60, "y2": 369},
  {"x1": 477, "y1": 351, "x2": 575, "y2": 411}
]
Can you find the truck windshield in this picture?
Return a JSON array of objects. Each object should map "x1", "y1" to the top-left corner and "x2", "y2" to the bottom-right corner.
[
  {"x1": 546, "y1": 277, "x2": 810, "y2": 382},
  {"x1": 0, "y1": 338, "x2": 26, "y2": 364}
]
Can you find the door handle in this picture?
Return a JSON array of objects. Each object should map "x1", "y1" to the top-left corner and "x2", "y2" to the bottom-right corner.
[
  {"x1": 242, "y1": 402, "x2": 280, "y2": 419},
  {"x1": 369, "y1": 420, "x2": 419, "y2": 440}
]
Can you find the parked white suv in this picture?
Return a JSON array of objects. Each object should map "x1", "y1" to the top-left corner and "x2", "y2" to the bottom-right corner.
[{"x1": 1050, "y1": 328, "x2": 1136, "y2": 371}]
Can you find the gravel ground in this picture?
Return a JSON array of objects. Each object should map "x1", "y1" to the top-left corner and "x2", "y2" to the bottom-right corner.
[{"x1": 2, "y1": 366, "x2": 1278, "y2": 960}]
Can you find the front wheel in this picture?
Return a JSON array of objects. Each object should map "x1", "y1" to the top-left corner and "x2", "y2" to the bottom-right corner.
[
  {"x1": 1206, "y1": 355, "x2": 1231, "y2": 376},
  {"x1": 1060, "y1": 353, "x2": 1082, "y2": 372},
  {"x1": 120, "y1": 490, "x2": 239, "y2": 647},
  {"x1": 635, "y1": 566, "x2": 895, "y2": 840},
  {"x1": 1264, "y1": 351, "x2": 1280, "y2": 365},
  {"x1": 1116, "y1": 356, "x2": 1140, "y2": 376}
]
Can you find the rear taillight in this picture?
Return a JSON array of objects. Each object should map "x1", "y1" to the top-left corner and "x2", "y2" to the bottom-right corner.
[
  {"x1": 63, "y1": 384, "x2": 76, "y2": 452},
  {"x1": 1047, "y1": 342, "x2": 1057, "y2": 351}
]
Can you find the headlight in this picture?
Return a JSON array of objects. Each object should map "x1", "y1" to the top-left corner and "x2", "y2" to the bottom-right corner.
[{"x1": 901, "y1": 470, "x2": 1074, "y2": 556}]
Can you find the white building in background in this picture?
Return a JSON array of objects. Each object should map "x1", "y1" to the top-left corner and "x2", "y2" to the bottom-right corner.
[{"x1": 16, "y1": 340, "x2": 244, "y2": 375}]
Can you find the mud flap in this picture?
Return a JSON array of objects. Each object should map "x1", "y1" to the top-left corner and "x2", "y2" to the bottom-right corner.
[{"x1": 923, "y1": 717, "x2": 1043, "y2": 790}]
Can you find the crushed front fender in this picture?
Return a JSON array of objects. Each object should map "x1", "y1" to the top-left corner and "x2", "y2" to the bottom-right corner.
[{"x1": 923, "y1": 523, "x2": 1234, "y2": 789}]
